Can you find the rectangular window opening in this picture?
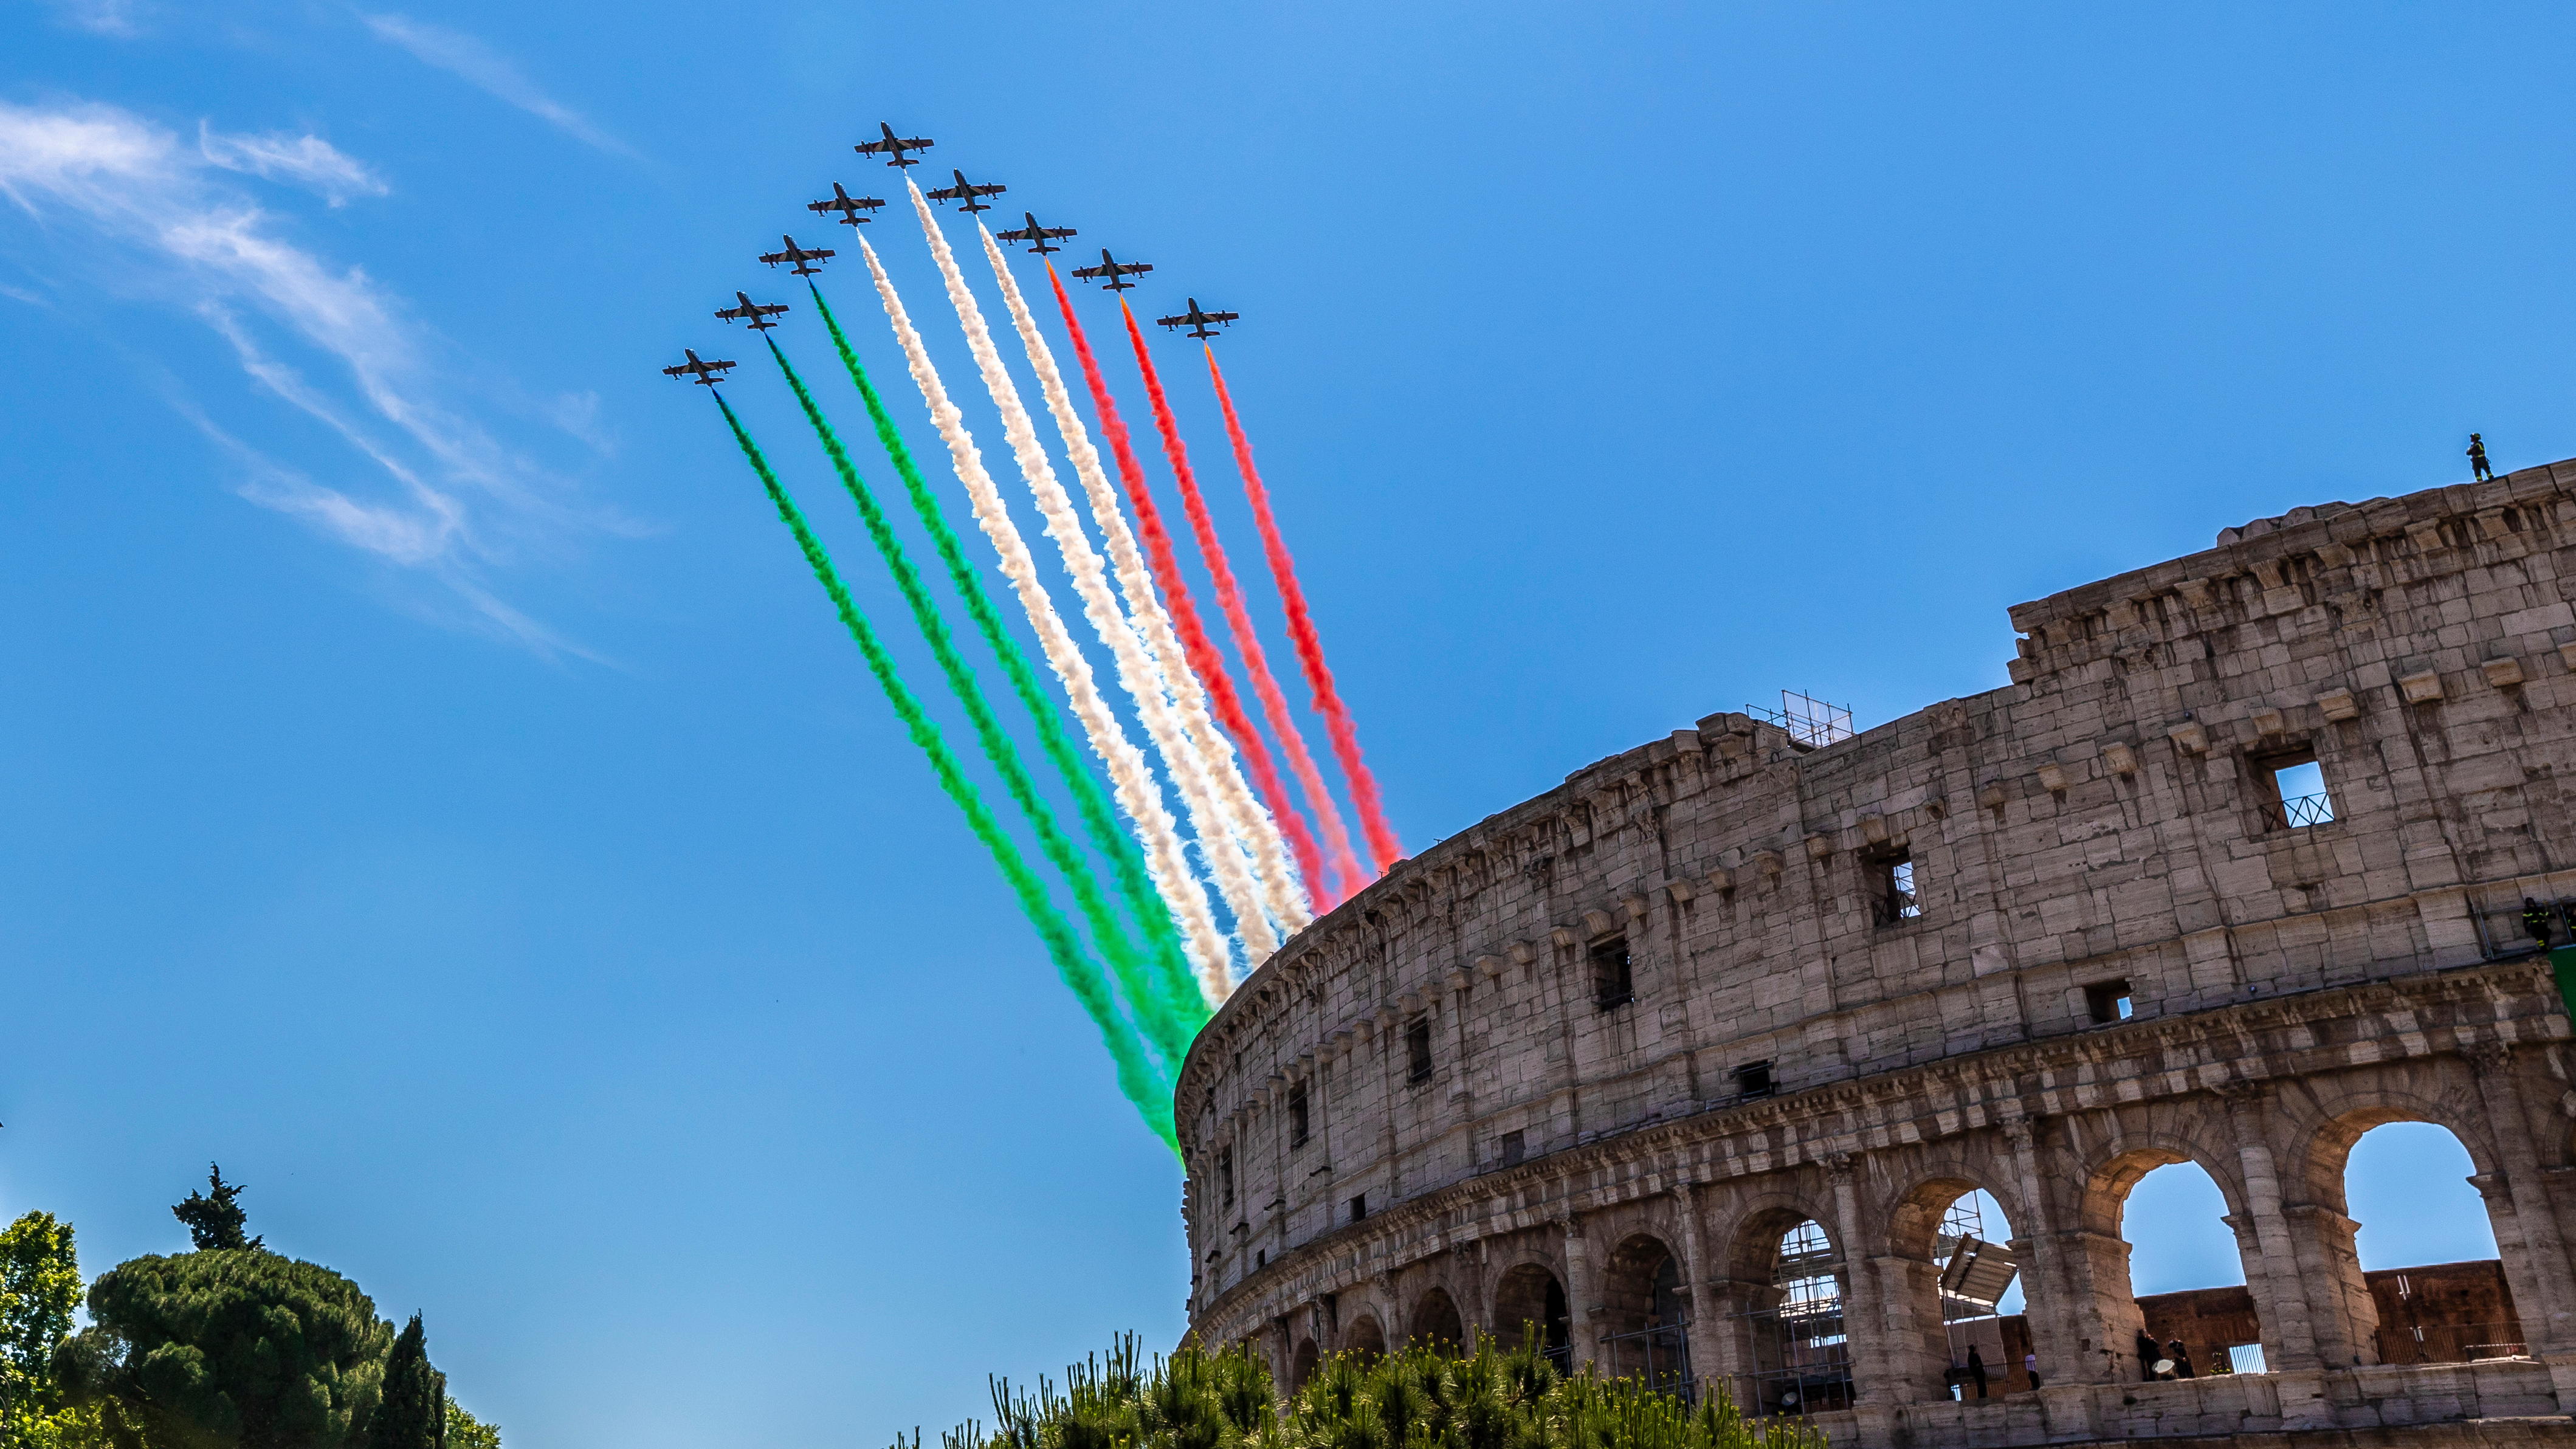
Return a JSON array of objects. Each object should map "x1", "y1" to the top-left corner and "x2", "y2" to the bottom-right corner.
[
  {"x1": 1217, "y1": 1147, "x2": 1235, "y2": 1210},
  {"x1": 2257, "y1": 748, "x2": 2335, "y2": 830},
  {"x1": 1500, "y1": 1129, "x2": 1526, "y2": 1167},
  {"x1": 1349, "y1": 1194, "x2": 1367, "y2": 1224},
  {"x1": 2084, "y1": 978, "x2": 2134, "y2": 1025},
  {"x1": 1870, "y1": 850, "x2": 1923, "y2": 927},
  {"x1": 1591, "y1": 937, "x2": 1634, "y2": 1010},
  {"x1": 1734, "y1": 1060, "x2": 1775, "y2": 1099},
  {"x1": 1405, "y1": 1017, "x2": 1434, "y2": 1083},
  {"x1": 2226, "y1": 1344, "x2": 2267, "y2": 1375},
  {"x1": 1288, "y1": 1081, "x2": 1309, "y2": 1149}
]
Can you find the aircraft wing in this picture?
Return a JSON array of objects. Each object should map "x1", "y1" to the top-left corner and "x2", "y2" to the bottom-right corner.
[
  {"x1": 1154, "y1": 314, "x2": 1187, "y2": 328},
  {"x1": 970, "y1": 184, "x2": 1005, "y2": 197},
  {"x1": 1070, "y1": 264, "x2": 1106, "y2": 279},
  {"x1": 1207, "y1": 311, "x2": 1239, "y2": 323},
  {"x1": 758, "y1": 250, "x2": 788, "y2": 266},
  {"x1": 926, "y1": 184, "x2": 965, "y2": 200}
]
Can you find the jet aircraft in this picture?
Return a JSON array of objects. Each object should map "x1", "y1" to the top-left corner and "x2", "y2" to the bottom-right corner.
[
  {"x1": 758, "y1": 235, "x2": 836, "y2": 276},
  {"x1": 856, "y1": 122, "x2": 934, "y2": 168},
  {"x1": 715, "y1": 292, "x2": 790, "y2": 331},
  {"x1": 662, "y1": 349, "x2": 737, "y2": 386},
  {"x1": 995, "y1": 211, "x2": 1076, "y2": 254},
  {"x1": 1070, "y1": 249, "x2": 1153, "y2": 291},
  {"x1": 1155, "y1": 298, "x2": 1239, "y2": 340},
  {"x1": 808, "y1": 182, "x2": 887, "y2": 227},
  {"x1": 926, "y1": 168, "x2": 1006, "y2": 213}
]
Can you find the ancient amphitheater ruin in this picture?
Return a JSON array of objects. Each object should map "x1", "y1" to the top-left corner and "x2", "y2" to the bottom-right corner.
[{"x1": 1177, "y1": 461, "x2": 2576, "y2": 1447}]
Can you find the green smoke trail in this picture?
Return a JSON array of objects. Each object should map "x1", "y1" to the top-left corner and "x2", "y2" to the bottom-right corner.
[
  {"x1": 809, "y1": 282, "x2": 1213, "y2": 1048},
  {"x1": 713, "y1": 391, "x2": 1178, "y2": 1151},
  {"x1": 765, "y1": 336, "x2": 1194, "y2": 1076}
]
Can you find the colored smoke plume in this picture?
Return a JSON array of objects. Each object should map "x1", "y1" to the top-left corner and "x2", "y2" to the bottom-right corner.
[
  {"x1": 712, "y1": 392, "x2": 1176, "y2": 1148},
  {"x1": 1116, "y1": 297, "x2": 1363, "y2": 904},
  {"x1": 805, "y1": 283, "x2": 1213, "y2": 1034},
  {"x1": 766, "y1": 336, "x2": 1195, "y2": 1072},
  {"x1": 1047, "y1": 265, "x2": 1347, "y2": 917},
  {"x1": 858, "y1": 224, "x2": 1284, "y2": 966},
  {"x1": 1205, "y1": 346, "x2": 1402, "y2": 878},
  {"x1": 907, "y1": 184, "x2": 1310, "y2": 967}
]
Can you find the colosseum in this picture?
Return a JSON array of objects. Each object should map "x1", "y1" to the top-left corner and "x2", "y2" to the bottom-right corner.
[{"x1": 1176, "y1": 459, "x2": 2576, "y2": 1447}]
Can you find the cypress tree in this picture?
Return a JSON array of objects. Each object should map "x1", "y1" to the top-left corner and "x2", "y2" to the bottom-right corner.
[{"x1": 367, "y1": 1316, "x2": 444, "y2": 1449}]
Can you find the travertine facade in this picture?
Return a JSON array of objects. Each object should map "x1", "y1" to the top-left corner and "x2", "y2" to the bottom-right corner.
[{"x1": 1177, "y1": 463, "x2": 2576, "y2": 1447}]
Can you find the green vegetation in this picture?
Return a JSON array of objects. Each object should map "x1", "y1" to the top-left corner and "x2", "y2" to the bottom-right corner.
[
  {"x1": 950, "y1": 1335, "x2": 1821, "y2": 1449},
  {"x1": 0, "y1": 1166, "x2": 497, "y2": 1449},
  {"x1": 0, "y1": 1212, "x2": 102, "y2": 1449}
]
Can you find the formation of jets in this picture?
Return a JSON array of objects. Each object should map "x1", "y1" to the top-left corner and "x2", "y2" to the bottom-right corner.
[
  {"x1": 1155, "y1": 298, "x2": 1238, "y2": 340},
  {"x1": 926, "y1": 168, "x2": 1006, "y2": 213},
  {"x1": 662, "y1": 348, "x2": 735, "y2": 386},
  {"x1": 670, "y1": 123, "x2": 1255, "y2": 389},
  {"x1": 758, "y1": 235, "x2": 835, "y2": 276},
  {"x1": 716, "y1": 291, "x2": 790, "y2": 331},
  {"x1": 1070, "y1": 249, "x2": 1152, "y2": 291},
  {"x1": 995, "y1": 211, "x2": 1075, "y2": 254},
  {"x1": 808, "y1": 182, "x2": 885, "y2": 227},
  {"x1": 856, "y1": 122, "x2": 934, "y2": 169}
]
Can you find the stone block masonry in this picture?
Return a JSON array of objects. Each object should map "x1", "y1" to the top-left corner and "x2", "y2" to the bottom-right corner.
[{"x1": 1176, "y1": 459, "x2": 2576, "y2": 1448}]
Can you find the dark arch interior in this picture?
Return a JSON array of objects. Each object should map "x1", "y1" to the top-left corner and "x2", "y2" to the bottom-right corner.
[
  {"x1": 1491, "y1": 1262, "x2": 1568, "y2": 1360},
  {"x1": 1343, "y1": 1313, "x2": 1386, "y2": 1360},
  {"x1": 1412, "y1": 1286, "x2": 1464, "y2": 1350}
]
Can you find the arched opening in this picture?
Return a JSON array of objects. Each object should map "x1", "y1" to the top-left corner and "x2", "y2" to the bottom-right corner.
[
  {"x1": 1889, "y1": 1181, "x2": 2026, "y2": 1402},
  {"x1": 1491, "y1": 1262, "x2": 1569, "y2": 1367},
  {"x1": 1598, "y1": 1233, "x2": 1690, "y2": 1396},
  {"x1": 1411, "y1": 1286, "x2": 1464, "y2": 1351},
  {"x1": 1731, "y1": 1216, "x2": 1853, "y2": 1418},
  {"x1": 1342, "y1": 1313, "x2": 1386, "y2": 1361},
  {"x1": 1289, "y1": 1337, "x2": 1319, "y2": 1392},
  {"x1": 2338, "y1": 1120, "x2": 2521, "y2": 1365},
  {"x1": 2099, "y1": 1152, "x2": 2258, "y2": 1382}
]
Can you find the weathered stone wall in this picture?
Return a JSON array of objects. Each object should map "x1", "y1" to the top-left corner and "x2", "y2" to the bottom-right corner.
[{"x1": 1176, "y1": 461, "x2": 2576, "y2": 1446}]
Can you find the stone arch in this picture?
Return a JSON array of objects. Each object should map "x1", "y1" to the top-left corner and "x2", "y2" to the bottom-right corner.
[
  {"x1": 2284, "y1": 1079, "x2": 2515, "y2": 1368},
  {"x1": 1289, "y1": 1337, "x2": 1320, "y2": 1392},
  {"x1": 1411, "y1": 1285, "x2": 1465, "y2": 1350},
  {"x1": 1342, "y1": 1312, "x2": 1386, "y2": 1360},
  {"x1": 1881, "y1": 1171, "x2": 2027, "y2": 1402},
  {"x1": 2074, "y1": 1128, "x2": 2257, "y2": 1383},
  {"x1": 1712, "y1": 1199, "x2": 1855, "y2": 1415},
  {"x1": 1490, "y1": 1259, "x2": 1569, "y2": 1358},
  {"x1": 1598, "y1": 1231, "x2": 1690, "y2": 1391}
]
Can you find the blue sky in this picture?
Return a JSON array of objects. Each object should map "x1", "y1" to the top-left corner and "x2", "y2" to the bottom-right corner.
[{"x1": 0, "y1": 1, "x2": 2560, "y2": 1444}]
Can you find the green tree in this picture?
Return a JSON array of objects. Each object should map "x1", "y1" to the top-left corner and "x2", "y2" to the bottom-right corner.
[
  {"x1": 54, "y1": 1189, "x2": 390, "y2": 1449},
  {"x1": 0, "y1": 1213, "x2": 102, "y2": 1449},
  {"x1": 438, "y1": 1405, "x2": 494, "y2": 1449},
  {"x1": 170, "y1": 1169, "x2": 259, "y2": 1255},
  {"x1": 363, "y1": 1319, "x2": 440, "y2": 1449}
]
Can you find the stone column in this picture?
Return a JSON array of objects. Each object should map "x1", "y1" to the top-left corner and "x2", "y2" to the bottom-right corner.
[
  {"x1": 2222, "y1": 1085, "x2": 2324, "y2": 1372},
  {"x1": 1563, "y1": 1213, "x2": 1600, "y2": 1372},
  {"x1": 1672, "y1": 1182, "x2": 1723, "y2": 1400},
  {"x1": 2468, "y1": 1044, "x2": 2576, "y2": 1349},
  {"x1": 1823, "y1": 1154, "x2": 1903, "y2": 1403},
  {"x1": 2002, "y1": 1118, "x2": 2094, "y2": 1388},
  {"x1": 2282, "y1": 1202, "x2": 2378, "y2": 1367}
]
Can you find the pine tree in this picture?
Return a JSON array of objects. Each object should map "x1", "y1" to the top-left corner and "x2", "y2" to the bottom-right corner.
[
  {"x1": 170, "y1": 1166, "x2": 261, "y2": 1254},
  {"x1": 367, "y1": 1316, "x2": 444, "y2": 1449}
]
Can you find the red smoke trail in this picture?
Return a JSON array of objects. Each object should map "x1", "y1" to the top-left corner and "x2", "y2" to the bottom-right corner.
[
  {"x1": 1116, "y1": 295, "x2": 1371, "y2": 898},
  {"x1": 1204, "y1": 346, "x2": 1402, "y2": 877},
  {"x1": 1046, "y1": 264, "x2": 1344, "y2": 908}
]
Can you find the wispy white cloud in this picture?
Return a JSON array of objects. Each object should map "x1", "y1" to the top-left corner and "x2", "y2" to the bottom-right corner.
[
  {"x1": 358, "y1": 13, "x2": 632, "y2": 157},
  {"x1": 0, "y1": 98, "x2": 604, "y2": 659},
  {"x1": 199, "y1": 123, "x2": 387, "y2": 206},
  {"x1": 38, "y1": 0, "x2": 146, "y2": 36}
]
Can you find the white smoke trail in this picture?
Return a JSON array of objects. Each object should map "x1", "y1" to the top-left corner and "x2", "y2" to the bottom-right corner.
[
  {"x1": 973, "y1": 224, "x2": 1320, "y2": 953},
  {"x1": 903, "y1": 181, "x2": 1308, "y2": 965},
  {"x1": 859, "y1": 224, "x2": 1280, "y2": 977}
]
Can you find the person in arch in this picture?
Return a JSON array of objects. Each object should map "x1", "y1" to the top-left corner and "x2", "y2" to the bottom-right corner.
[
  {"x1": 1966, "y1": 1345, "x2": 1989, "y2": 1400},
  {"x1": 2168, "y1": 1340, "x2": 2195, "y2": 1378},
  {"x1": 2136, "y1": 1329, "x2": 2162, "y2": 1382}
]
